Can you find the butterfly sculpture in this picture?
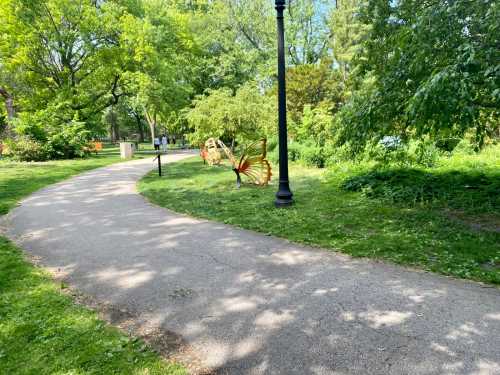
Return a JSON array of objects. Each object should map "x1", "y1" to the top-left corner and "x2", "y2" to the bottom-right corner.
[
  {"x1": 200, "y1": 138, "x2": 221, "y2": 166},
  {"x1": 217, "y1": 139, "x2": 272, "y2": 188}
]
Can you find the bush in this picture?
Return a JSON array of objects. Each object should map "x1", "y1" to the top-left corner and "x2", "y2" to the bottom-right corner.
[
  {"x1": 414, "y1": 140, "x2": 440, "y2": 167},
  {"x1": 341, "y1": 167, "x2": 500, "y2": 212},
  {"x1": 269, "y1": 141, "x2": 327, "y2": 168},
  {"x1": 46, "y1": 122, "x2": 91, "y2": 159},
  {"x1": 366, "y1": 141, "x2": 412, "y2": 166},
  {"x1": 435, "y1": 137, "x2": 461, "y2": 152},
  {"x1": 287, "y1": 142, "x2": 302, "y2": 162},
  {"x1": 12, "y1": 112, "x2": 48, "y2": 141},
  {"x1": 301, "y1": 144, "x2": 326, "y2": 168},
  {"x1": 4, "y1": 137, "x2": 50, "y2": 161},
  {"x1": 324, "y1": 143, "x2": 353, "y2": 166},
  {"x1": 5, "y1": 121, "x2": 92, "y2": 161},
  {"x1": 452, "y1": 139, "x2": 476, "y2": 156}
]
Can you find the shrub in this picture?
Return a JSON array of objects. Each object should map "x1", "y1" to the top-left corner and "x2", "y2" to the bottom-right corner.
[
  {"x1": 341, "y1": 167, "x2": 500, "y2": 212},
  {"x1": 12, "y1": 112, "x2": 48, "y2": 141},
  {"x1": 435, "y1": 137, "x2": 461, "y2": 152},
  {"x1": 287, "y1": 142, "x2": 303, "y2": 162},
  {"x1": 46, "y1": 122, "x2": 91, "y2": 159},
  {"x1": 414, "y1": 140, "x2": 440, "y2": 167},
  {"x1": 4, "y1": 137, "x2": 50, "y2": 161},
  {"x1": 301, "y1": 144, "x2": 326, "y2": 168},
  {"x1": 366, "y1": 141, "x2": 412, "y2": 167},
  {"x1": 324, "y1": 143, "x2": 353, "y2": 166},
  {"x1": 452, "y1": 139, "x2": 476, "y2": 156}
]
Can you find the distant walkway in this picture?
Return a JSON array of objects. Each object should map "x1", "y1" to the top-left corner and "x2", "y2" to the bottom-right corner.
[{"x1": 5, "y1": 151, "x2": 500, "y2": 374}]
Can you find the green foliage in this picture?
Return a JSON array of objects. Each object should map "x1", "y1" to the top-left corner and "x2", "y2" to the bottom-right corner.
[
  {"x1": 295, "y1": 104, "x2": 332, "y2": 146},
  {"x1": 329, "y1": 0, "x2": 370, "y2": 86},
  {"x1": 364, "y1": 140, "x2": 411, "y2": 167},
  {"x1": 4, "y1": 137, "x2": 49, "y2": 162},
  {"x1": 435, "y1": 137, "x2": 462, "y2": 153},
  {"x1": 0, "y1": 0, "x2": 128, "y2": 127},
  {"x1": 45, "y1": 122, "x2": 91, "y2": 159},
  {"x1": 269, "y1": 141, "x2": 327, "y2": 169},
  {"x1": 300, "y1": 144, "x2": 326, "y2": 168},
  {"x1": 186, "y1": 82, "x2": 276, "y2": 146},
  {"x1": 11, "y1": 113, "x2": 48, "y2": 142},
  {"x1": 1, "y1": 0, "x2": 498, "y2": 163},
  {"x1": 343, "y1": 168, "x2": 499, "y2": 213},
  {"x1": 10, "y1": 114, "x2": 92, "y2": 160},
  {"x1": 414, "y1": 140, "x2": 440, "y2": 168},
  {"x1": 338, "y1": 0, "x2": 500, "y2": 151}
]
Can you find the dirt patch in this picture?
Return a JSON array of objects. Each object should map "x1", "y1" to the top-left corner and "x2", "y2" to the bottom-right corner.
[
  {"x1": 480, "y1": 261, "x2": 500, "y2": 272},
  {"x1": 444, "y1": 209, "x2": 500, "y2": 233}
]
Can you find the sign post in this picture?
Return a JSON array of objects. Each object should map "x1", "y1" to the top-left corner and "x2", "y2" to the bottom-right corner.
[{"x1": 154, "y1": 153, "x2": 162, "y2": 177}]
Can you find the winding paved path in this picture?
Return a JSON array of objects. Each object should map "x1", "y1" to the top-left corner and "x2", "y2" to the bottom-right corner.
[{"x1": 4, "y1": 152, "x2": 500, "y2": 374}]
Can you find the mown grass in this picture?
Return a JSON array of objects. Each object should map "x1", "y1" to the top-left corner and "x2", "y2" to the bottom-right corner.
[
  {"x1": 0, "y1": 144, "x2": 157, "y2": 214},
  {"x1": 138, "y1": 145, "x2": 500, "y2": 285},
  {"x1": 0, "y1": 238, "x2": 186, "y2": 375},
  {"x1": 0, "y1": 150, "x2": 186, "y2": 374}
]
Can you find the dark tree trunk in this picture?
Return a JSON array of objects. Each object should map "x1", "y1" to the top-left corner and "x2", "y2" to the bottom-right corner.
[
  {"x1": 0, "y1": 87, "x2": 16, "y2": 140},
  {"x1": 108, "y1": 107, "x2": 120, "y2": 143},
  {"x1": 133, "y1": 112, "x2": 145, "y2": 143},
  {"x1": 0, "y1": 87, "x2": 16, "y2": 137}
]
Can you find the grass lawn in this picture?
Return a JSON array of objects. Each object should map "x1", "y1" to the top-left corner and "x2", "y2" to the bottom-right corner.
[
  {"x1": 0, "y1": 144, "x2": 160, "y2": 214},
  {"x1": 0, "y1": 149, "x2": 187, "y2": 374},
  {"x1": 138, "y1": 145, "x2": 500, "y2": 285}
]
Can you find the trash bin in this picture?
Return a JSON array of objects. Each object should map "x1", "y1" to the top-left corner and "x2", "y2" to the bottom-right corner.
[{"x1": 120, "y1": 142, "x2": 135, "y2": 159}]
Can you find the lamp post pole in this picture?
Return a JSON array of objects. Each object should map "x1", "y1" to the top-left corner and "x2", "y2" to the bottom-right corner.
[{"x1": 274, "y1": 0, "x2": 293, "y2": 207}]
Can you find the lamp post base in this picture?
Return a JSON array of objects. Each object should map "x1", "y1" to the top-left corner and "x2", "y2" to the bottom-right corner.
[{"x1": 275, "y1": 186, "x2": 293, "y2": 207}]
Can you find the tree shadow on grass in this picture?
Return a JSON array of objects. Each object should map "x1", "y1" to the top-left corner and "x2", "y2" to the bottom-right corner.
[
  {"x1": 139, "y1": 159, "x2": 500, "y2": 285},
  {"x1": 7, "y1": 161, "x2": 500, "y2": 375},
  {"x1": 341, "y1": 168, "x2": 500, "y2": 217},
  {"x1": 0, "y1": 238, "x2": 185, "y2": 375}
]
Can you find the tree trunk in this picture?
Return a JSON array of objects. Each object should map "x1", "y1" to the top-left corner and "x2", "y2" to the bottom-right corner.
[
  {"x1": 133, "y1": 112, "x2": 145, "y2": 143},
  {"x1": 108, "y1": 106, "x2": 120, "y2": 143},
  {"x1": 0, "y1": 87, "x2": 16, "y2": 120},
  {"x1": 0, "y1": 87, "x2": 16, "y2": 137},
  {"x1": 145, "y1": 110, "x2": 156, "y2": 146}
]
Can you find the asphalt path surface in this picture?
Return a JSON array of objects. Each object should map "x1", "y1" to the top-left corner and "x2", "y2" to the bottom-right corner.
[{"x1": 5, "y1": 151, "x2": 500, "y2": 374}]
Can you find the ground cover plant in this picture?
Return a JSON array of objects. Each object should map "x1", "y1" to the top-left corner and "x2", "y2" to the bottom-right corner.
[
  {"x1": 139, "y1": 145, "x2": 500, "y2": 285},
  {"x1": 0, "y1": 150, "x2": 187, "y2": 374}
]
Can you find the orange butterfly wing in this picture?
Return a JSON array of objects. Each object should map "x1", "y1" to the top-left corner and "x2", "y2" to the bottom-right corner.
[
  {"x1": 237, "y1": 139, "x2": 272, "y2": 186},
  {"x1": 217, "y1": 140, "x2": 237, "y2": 167},
  {"x1": 200, "y1": 144, "x2": 208, "y2": 161}
]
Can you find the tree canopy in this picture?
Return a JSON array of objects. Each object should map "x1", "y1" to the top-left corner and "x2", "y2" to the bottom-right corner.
[{"x1": 0, "y1": 0, "x2": 497, "y2": 160}]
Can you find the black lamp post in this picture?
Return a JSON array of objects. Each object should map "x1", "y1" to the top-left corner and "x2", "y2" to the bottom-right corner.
[{"x1": 274, "y1": 0, "x2": 293, "y2": 207}]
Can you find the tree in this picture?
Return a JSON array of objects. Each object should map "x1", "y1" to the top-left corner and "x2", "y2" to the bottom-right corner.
[
  {"x1": 337, "y1": 0, "x2": 500, "y2": 152},
  {"x1": 286, "y1": 0, "x2": 332, "y2": 65},
  {"x1": 186, "y1": 82, "x2": 276, "y2": 148},
  {"x1": 286, "y1": 62, "x2": 343, "y2": 125},
  {"x1": 329, "y1": 0, "x2": 369, "y2": 85},
  {"x1": 121, "y1": 0, "x2": 196, "y2": 144},
  {"x1": 0, "y1": 0, "x2": 131, "y2": 134}
]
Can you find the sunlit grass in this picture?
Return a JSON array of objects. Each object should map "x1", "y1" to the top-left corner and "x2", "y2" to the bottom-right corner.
[
  {"x1": 0, "y1": 238, "x2": 186, "y2": 375},
  {"x1": 0, "y1": 150, "x2": 187, "y2": 374},
  {"x1": 139, "y1": 146, "x2": 500, "y2": 285}
]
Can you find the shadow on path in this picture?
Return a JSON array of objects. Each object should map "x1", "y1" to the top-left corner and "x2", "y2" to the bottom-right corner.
[{"x1": 5, "y1": 152, "x2": 500, "y2": 375}]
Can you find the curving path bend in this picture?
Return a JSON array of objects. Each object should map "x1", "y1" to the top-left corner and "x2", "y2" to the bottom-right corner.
[{"x1": 4, "y1": 151, "x2": 500, "y2": 375}]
